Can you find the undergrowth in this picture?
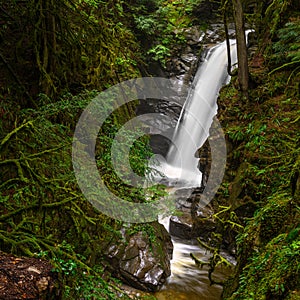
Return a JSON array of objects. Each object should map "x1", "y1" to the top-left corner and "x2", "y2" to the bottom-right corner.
[
  {"x1": 128, "y1": 0, "x2": 205, "y2": 67},
  {"x1": 218, "y1": 15, "x2": 300, "y2": 300},
  {"x1": 0, "y1": 90, "x2": 164, "y2": 299}
]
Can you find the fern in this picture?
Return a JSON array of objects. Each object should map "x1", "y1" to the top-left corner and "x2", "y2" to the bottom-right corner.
[{"x1": 272, "y1": 20, "x2": 300, "y2": 65}]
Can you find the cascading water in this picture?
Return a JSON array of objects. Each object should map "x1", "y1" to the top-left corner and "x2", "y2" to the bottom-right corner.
[
  {"x1": 158, "y1": 39, "x2": 237, "y2": 188},
  {"x1": 156, "y1": 39, "x2": 239, "y2": 299},
  {"x1": 156, "y1": 217, "x2": 232, "y2": 300}
]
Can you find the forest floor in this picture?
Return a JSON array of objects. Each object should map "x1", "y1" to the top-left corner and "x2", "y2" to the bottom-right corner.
[{"x1": 0, "y1": 252, "x2": 57, "y2": 299}]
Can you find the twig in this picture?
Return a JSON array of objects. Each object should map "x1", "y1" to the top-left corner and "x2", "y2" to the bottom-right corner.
[
  {"x1": 0, "y1": 121, "x2": 34, "y2": 149},
  {"x1": 190, "y1": 253, "x2": 209, "y2": 268},
  {"x1": 0, "y1": 198, "x2": 78, "y2": 221},
  {"x1": 197, "y1": 238, "x2": 215, "y2": 252},
  {"x1": 268, "y1": 60, "x2": 300, "y2": 75}
]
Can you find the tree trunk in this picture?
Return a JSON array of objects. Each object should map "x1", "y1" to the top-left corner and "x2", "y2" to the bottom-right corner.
[{"x1": 232, "y1": 0, "x2": 249, "y2": 100}]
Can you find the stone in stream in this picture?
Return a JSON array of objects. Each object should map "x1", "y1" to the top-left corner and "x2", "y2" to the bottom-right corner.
[
  {"x1": 103, "y1": 222, "x2": 173, "y2": 292},
  {"x1": 169, "y1": 214, "x2": 194, "y2": 239},
  {"x1": 169, "y1": 203, "x2": 216, "y2": 240}
]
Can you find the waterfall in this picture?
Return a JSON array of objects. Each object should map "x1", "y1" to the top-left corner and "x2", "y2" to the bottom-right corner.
[
  {"x1": 159, "y1": 39, "x2": 237, "y2": 188},
  {"x1": 156, "y1": 39, "x2": 239, "y2": 299}
]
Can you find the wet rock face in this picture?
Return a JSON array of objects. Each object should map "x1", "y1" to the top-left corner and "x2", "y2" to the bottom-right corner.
[
  {"x1": 166, "y1": 26, "x2": 203, "y2": 85},
  {"x1": 168, "y1": 186, "x2": 237, "y2": 256},
  {"x1": 164, "y1": 22, "x2": 236, "y2": 85},
  {"x1": 169, "y1": 193, "x2": 216, "y2": 240},
  {"x1": 138, "y1": 22, "x2": 234, "y2": 158},
  {"x1": 169, "y1": 214, "x2": 194, "y2": 239},
  {"x1": 104, "y1": 222, "x2": 173, "y2": 292}
]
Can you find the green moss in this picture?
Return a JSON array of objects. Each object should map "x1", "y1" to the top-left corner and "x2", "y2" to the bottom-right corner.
[
  {"x1": 258, "y1": 195, "x2": 294, "y2": 244},
  {"x1": 227, "y1": 231, "x2": 300, "y2": 300},
  {"x1": 218, "y1": 12, "x2": 300, "y2": 299},
  {"x1": 0, "y1": 89, "x2": 159, "y2": 299}
]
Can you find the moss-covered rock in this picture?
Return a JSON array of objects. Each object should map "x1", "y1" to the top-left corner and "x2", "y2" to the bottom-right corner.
[{"x1": 103, "y1": 222, "x2": 173, "y2": 292}]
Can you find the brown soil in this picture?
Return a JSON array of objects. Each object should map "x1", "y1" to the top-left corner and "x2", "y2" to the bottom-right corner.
[{"x1": 0, "y1": 252, "x2": 57, "y2": 300}]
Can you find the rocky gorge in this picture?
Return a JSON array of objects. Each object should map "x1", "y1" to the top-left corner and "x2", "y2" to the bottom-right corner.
[
  {"x1": 99, "y1": 21, "x2": 239, "y2": 294},
  {"x1": 1, "y1": 0, "x2": 299, "y2": 299}
]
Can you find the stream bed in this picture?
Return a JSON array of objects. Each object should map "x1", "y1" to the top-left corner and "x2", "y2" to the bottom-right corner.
[
  {"x1": 154, "y1": 218, "x2": 234, "y2": 300},
  {"x1": 155, "y1": 238, "x2": 233, "y2": 299}
]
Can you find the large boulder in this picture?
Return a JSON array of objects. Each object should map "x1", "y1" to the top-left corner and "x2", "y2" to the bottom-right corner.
[{"x1": 103, "y1": 222, "x2": 173, "y2": 292}]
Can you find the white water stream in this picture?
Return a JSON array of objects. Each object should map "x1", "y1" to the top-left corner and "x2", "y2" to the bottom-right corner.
[
  {"x1": 156, "y1": 39, "x2": 239, "y2": 299},
  {"x1": 155, "y1": 39, "x2": 237, "y2": 188},
  {"x1": 156, "y1": 217, "x2": 230, "y2": 300}
]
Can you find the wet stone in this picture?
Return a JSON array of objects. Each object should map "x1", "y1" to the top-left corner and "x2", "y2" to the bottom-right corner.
[{"x1": 103, "y1": 222, "x2": 173, "y2": 292}]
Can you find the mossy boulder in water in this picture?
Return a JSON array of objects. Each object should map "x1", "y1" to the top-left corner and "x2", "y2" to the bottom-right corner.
[{"x1": 103, "y1": 222, "x2": 173, "y2": 292}]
